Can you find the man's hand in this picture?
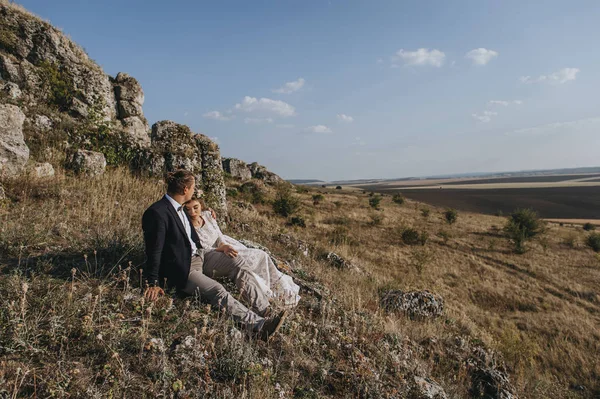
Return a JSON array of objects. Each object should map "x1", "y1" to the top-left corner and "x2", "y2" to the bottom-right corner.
[
  {"x1": 208, "y1": 208, "x2": 217, "y2": 219},
  {"x1": 144, "y1": 286, "x2": 164, "y2": 301}
]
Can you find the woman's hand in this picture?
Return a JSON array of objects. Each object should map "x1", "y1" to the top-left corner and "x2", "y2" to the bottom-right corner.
[
  {"x1": 144, "y1": 286, "x2": 164, "y2": 301},
  {"x1": 217, "y1": 244, "x2": 238, "y2": 258}
]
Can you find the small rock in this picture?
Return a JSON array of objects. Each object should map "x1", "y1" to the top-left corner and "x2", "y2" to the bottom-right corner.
[
  {"x1": 30, "y1": 162, "x2": 54, "y2": 178},
  {"x1": 277, "y1": 233, "x2": 311, "y2": 257},
  {"x1": 470, "y1": 367, "x2": 517, "y2": 399},
  {"x1": 325, "y1": 252, "x2": 359, "y2": 270},
  {"x1": 1, "y1": 81, "x2": 21, "y2": 99},
  {"x1": 380, "y1": 290, "x2": 444, "y2": 319},
  {"x1": 67, "y1": 149, "x2": 106, "y2": 176},
  {"x1": 32, "y1": 114, "x2": 53, "y2": 131},
  {"x1": 0, "y1": 183, "x2": 5, "y2": 200},
  {"x1": 411, "y1": 376, "x2": 448, "y2": 399}
]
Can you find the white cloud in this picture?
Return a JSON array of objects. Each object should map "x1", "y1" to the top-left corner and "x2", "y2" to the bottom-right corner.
[
  {"x1": 507, "y1": 117, "x2": 600, "y2": 136},
  {"x1": 234, "y1": 96, "x2": 296, "y2": 117},
  {"x1": 520, "y1": 68, "x2": 579, "y2": 84},
  {"x1": 472, "y1": 110, "x2": 497, "y2": 123},
  {"x1": 488, "y1": 100, "x2": 523, "y2": 107},
  {"x1": 337, "y1": 113, "x2": 354, "y2": 123},
  {"x1": 272, "y1": 78, "x2": 305, "y2": 94},
  {"x1": 306, "y1": 125, "x2": 332, "y2": 134},
  {"x1": 465, "y1": 48, "x2": 498, "y2": 66},
  {"x1": 203, "y1": 111, "x2": 233, "y2": 121},
  {"x1": 276, "y1": 124, "x2": 295, "y2": 129},
  {"x1": 376, "y1": 58, "x2": 384, "y2": 64},
  {"x1": 393, "y1": 48, "x2": 445, "y2": 67},
  {"x1": 244, "y1": 117, "x2": 273, "y2": 124}
]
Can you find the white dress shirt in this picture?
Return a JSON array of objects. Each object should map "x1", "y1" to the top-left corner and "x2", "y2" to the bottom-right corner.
[{"x1": 164, "y1": 194, "x2": 198, "y2": 255}]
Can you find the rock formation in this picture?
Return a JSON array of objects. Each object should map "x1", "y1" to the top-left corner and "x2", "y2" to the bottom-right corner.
[
  {"x1": 222, "y1": 157, "x2": 284, "y2": 184},
  {"x1": 0, "y1": 3, "x2": 227, "y2": 214},
  {"x1": 380, "y1": 290, "x2": 444, "y2": 319},
  {"x1": 0, "y1": 103, "x2": 28, "y2": 177}
]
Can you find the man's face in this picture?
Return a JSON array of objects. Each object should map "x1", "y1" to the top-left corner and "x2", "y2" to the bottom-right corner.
[{"x1": 184, "y1": 177, "x2": 196, "y2": 202}]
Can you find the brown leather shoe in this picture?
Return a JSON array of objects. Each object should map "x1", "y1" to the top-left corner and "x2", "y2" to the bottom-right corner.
[{"x1": 258, "y1": 310, "x2": 288, "y2": 341}]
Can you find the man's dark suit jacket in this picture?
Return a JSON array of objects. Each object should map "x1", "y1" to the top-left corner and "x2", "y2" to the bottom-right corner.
[{"x1": 142, "y1": 196, "x2": 202, "y2": 290}]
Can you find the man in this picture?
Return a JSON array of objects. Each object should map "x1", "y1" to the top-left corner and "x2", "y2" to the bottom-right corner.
[{"x1": 142, "y1": 169, "x2": 286, "y2": 340}]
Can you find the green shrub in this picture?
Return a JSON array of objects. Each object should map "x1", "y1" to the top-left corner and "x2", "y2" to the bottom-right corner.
[
  {"x1": 401, "y1": 228, "x2": 428, "y2": 246},
  {"x1": 369, "y1": 195, "x2": 382, "y2": 210},
  {"x1": 330, "y1": 226, "x2": 352, "y2": 246},
  {"x1": 368, "y1": 213, "x2": 383, "y2": 226},
  {"x1": 335, "y1": 186, "x2": 342, "y2": 190},
  {"x1": 288, "y1": 216, "x2": 306, "y2": 228},
  {"x1": 295, "y1": 186, "x2": 309, "y2": 194},
  {"x1": 583, "y1": 223, "x2": 596, "y2": 231},
  {"x1": 504, "y1": 208, "x2": 544, "y2": 254},
  {"x1": 392, "y1": 194, "x2": 405, "y2": 205},
  {"x1": 272, "y1": 185, "x2": 300, "y2": 217},
  {"x1": 444, "y1": 209, "x2": 458, "y2": 225},
  {"x1": 437, "y1": 230, "x2": 450, "y2": 244},
  {"x1": 312, "y1": 194, "x2": 324, "y2": 205},
  {"x1": 226, "y1": 188, "x2": 238, "y2": 198},
  {"x1": 585, "y1": 233, "x2": 600, "y2": 252},
  {"x1": 37, "y1": 61, "x2": 81, "y2": 111},
  {"x1": 421, "y1": 208, "x2": 430, "y2": 218}
]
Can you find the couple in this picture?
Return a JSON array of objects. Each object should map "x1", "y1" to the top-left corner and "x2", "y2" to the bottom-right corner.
[{"x1": 142, "y1": 169, "x2": 300, "y2": 340}]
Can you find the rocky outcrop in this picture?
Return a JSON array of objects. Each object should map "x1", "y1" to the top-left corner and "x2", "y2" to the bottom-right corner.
[
  {"x1": 0, "y1": 4, "x2": 116, "y2": 120},
  {"x1": 113, "y1": 72, "x2": 150, "y2": 146},
  {"x1": 67, "y1": 149, "x2": 106, "y2": 176},
  {"x1": 222, "y1": 158, "x2": 252, "y2": 180},
  {"x1": 0, "y1": 104, "x2": 28, "y2": 177},
  {"x1": 380, "y1": 290, "x2": 444, "y2": 319},
  {"x1": 222, "y1": 157, "x2": 284, "y2": 184},
  {"x1": 248, "y1": 162, "x2": 284, "y2": 184},
  {"x1": 130, "y1": 121, "x2": 227, "y2": 213}
]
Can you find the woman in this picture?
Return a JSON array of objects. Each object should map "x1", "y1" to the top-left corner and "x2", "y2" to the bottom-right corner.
[{"x1": 184, "y1": 197, "x2": 300, "y2": 308}]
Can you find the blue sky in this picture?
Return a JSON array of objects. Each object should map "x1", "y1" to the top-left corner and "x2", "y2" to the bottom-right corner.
[{"x1": 17, "y1": 0, "x2": 600, "y2": 180}]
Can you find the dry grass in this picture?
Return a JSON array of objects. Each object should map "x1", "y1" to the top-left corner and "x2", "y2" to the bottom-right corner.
[{"x1": 1, "y1": 169, "x2": 599, "y2": 397}]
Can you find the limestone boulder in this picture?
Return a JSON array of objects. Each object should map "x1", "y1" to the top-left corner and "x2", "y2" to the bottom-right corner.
[
  {"x1": 113, "y1": 72, "x2": 144, "y2": 118},
  {"x1": 67, "y1": 149, "x2": 106, "y2": 176},
  {"x1": 0, "y1": 104, "x2": 29, "y2": 177},
  {"x1": 222, "y1": 158, "x2": 252, "y2": 180},
  {"x1": 121, "y1": 116, "x2": 150, "y2": 147},
  {"x1": 380, "y1": 290, "x2": 444, "y2": 319}
]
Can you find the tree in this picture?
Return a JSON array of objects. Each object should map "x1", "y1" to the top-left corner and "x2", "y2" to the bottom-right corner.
[{"x1": 504, "y1": 208, "x2": 544, "y2": 253}]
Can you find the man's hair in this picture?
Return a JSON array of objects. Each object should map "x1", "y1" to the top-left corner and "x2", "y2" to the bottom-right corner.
[{"x1": 166, "y1": 169, "x2": 194, "y2": 195}]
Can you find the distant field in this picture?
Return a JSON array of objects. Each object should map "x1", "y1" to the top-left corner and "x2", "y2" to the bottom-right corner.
[{"x1": 354, "y1": 175, "x2": 600, "y2": 219}]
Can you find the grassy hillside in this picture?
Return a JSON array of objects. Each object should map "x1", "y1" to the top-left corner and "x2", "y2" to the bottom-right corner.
[{"x1": 0, "y1": 169, "x2": 599, "y2": 398}]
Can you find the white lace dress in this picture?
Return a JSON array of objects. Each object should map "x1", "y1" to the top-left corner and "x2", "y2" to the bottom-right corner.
[{"x1": 195, "y1": 211, "x2": 301, "y2": 307}]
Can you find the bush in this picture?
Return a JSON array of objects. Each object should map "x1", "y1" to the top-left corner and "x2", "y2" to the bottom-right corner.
[
  {"x1": 392, "y1": 194, "x2": 405, "y2": 205},
  {"x1": 335, "y1": 186, "x2": 342, "y2": 190},
  {"x1": 401, "y1": 228, "x2": 428, "y2": 246},
  {"x1": 444, "y1": 209, "x2": 458, "y2": 225},
  {"x1": 330, "y1": 226, "x2": 352, "y2": 246},
  {"x1": 295, "y1": 186, "x2": 309, "y2": 194},
  {"x1": 312, "y1": 194, "x2": 324, "y2": 205},
  {"x1": 583, "y1": 223, "x2": 596, "y2": 231},
  {"x1": 562, "y1": 233, "x2": 578, "y2": 249},
  {"x1": 421, "y1": 208, "x2": 430, "y2": 218},
  {"x1": 585, "y1": 233, "x2": 600, "y2": 252},
  {"x1": 37, "y1": 60, "x2": 81, "y2": 111},
  {"x1": 226, "y1": 188, "x2": 238, "y2": 198},
  {"x1": 272, "y1": 185, "x2": 300, "y2": 217},
  {"x1": 504, "y1": 208, "x2": 544, "y2": 254},
  {"x1": 368, "y1": 195, "x2": 382, "y2": 210},
  {"x1": 368, "y1": 213, "x2": 383, "y2": 226},
  {"x1": 437, "y1": 230, "x2": 450, "y2": 244},
  {"x1": 288, "y1": 216, "x2": 306, "y2": 228}
]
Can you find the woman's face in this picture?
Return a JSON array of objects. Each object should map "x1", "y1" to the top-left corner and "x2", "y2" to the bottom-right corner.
[{"x1": 184, "y1": 200, "x2": 202, "y2": 218}]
